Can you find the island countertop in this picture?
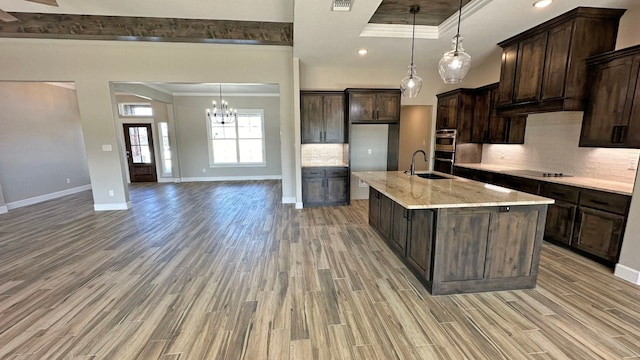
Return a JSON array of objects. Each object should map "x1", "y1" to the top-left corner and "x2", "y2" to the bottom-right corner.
[{"x1": 353, "y1": 171, "x2": 554, "y2": 209}]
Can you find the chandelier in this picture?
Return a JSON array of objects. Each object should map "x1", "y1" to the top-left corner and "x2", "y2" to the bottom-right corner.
[
  {"x1": 438, "y1": 0, "x2": 472, "y2": 84},
  {"x1": 400, "y1": 5, "x2": 423, "y2": 98},
  {"x1": 207, "y1": 84, "x2": 237, "y2": 125}
]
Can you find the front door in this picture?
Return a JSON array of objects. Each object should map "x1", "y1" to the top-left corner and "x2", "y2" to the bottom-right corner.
[{"x1": 123, "y1": 124, "x2": 157, "y2": 182}]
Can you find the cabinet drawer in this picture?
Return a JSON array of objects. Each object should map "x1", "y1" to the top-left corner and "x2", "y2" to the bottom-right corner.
[
  {"x1": 326, "y1": 168, "x2": 348, "y2": 177},
  {"x1": 579, "y1": 189, "x2": 630, "y2": 215},
  {"x1": 540, "y1": 183, "x2": 580, "y2": 203},
  {"x1": 301, "y1": 168, "x2": 326, "y2": 177},
  {"x1": 492, "y1": 174, "x2": 540, "y2": 194}
]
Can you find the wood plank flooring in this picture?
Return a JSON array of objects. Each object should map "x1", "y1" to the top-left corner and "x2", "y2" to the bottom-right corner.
[{"x1": 1, "y1": 180, "x2": 640, "y2": 359}]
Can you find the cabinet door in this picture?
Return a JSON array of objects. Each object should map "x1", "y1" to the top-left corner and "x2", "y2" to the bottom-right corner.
[
  {"x1": 369, "y1": 187, "x2": 380, "y2": 228},
  {"x1": 436, "y1": 95, "x2": 458, "y2": 129},
  {"x1": 497, "y1": 44, "x2": 518, "y2": 106},
  {"x1": 378, "y1": 194, "x2": 393, "y2": 239},
  {"x1": 407, "y1": 210, "x2": 434, "y2": 279},
  {"x1": 376, "y1": 92, "x2": 400, "y2": 122},
  {"x1": 323, "y1": 94, "x2": 345, "y2": 143},
  {"x1": 349, "y1": 93, "x2": 376, "y2": 122},
  {"x1": 573, "y1": 207, "x2": 624, "y2": 262},
  {"x1": 300, "y1": 94, "x2": 323, "y2": 143},
  {"x1": 541, "y1": 21, "x2": 573, "y2": 100},
  {"x1": 544, "y1": 201, "x2": 577, "y2": 246},
  {"x1": 514, "y1": 32, "x2": 547, "y2": 103},
  {"x1": 506, "y1": 116, "x2": 527, "y2": 144},
  {"x1": 302, "y1": 177, "x2": 325, "y2": 204},
  {"x1": 624, "y1": 55, "x2": 640, "y2": 148},
  {"x1": 326, "y1": 176, "x2": 347, "y2": 203},
  {"x1": 580, "y1": 56, "x2": 635, "y2": 146},
  {"x1": 389, "y1": 202, "x2": 408, "y2": 255},
  {"x1": 471, "y1": 89, "x2": 492, "y2": 142}
]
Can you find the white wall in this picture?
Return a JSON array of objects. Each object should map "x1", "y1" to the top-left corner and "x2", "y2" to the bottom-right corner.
[
  {"x1": 482, "y1": 112, "x2": 640, "y2": 183},
  {"x1": 0, "y1": 82, "x2": 91, "y2": 207},
  {"x1": 0, "y1": 39, "x2": 295, "y2": 209}
]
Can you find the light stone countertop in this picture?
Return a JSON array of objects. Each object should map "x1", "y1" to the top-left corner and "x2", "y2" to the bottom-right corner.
[
  {"x1": 455, "y1": 163, "x2": 635, "y2": 196},
  {"x1": 353, "y1": 171, "x2": 554, "y2": 210}
]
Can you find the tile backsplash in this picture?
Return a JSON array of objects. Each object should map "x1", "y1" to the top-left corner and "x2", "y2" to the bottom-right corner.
[
  {"x1": 301, "y1": 144, "x2": 348, "y2": 166},
  {"x1": 482, "y1": 112, "x2": 640, "y2": 183}
]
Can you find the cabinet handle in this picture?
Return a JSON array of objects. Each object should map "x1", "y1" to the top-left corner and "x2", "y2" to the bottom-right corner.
[
  {"x1": 319, "y1": 131, "x2": 323, "y2": 141},
  {"x1": 376, "y1": 110, "x2": 379, "y2": 119},
  {"x1": 324, "y1": 131, "x2": 327, "y2": 141},
  {"x1": 323, "y1": 178, "x2": 328, "y2": 188},
  {"x1": 611, "y1": 125, "x2": 628, "y2": 143},
  {"x1": 590, "y1": 199, "x2": 609, "y2": 206},
  {"x1": 402, "y1": 208, "x2": 408, "y2": 219},
  {"x1": 551, "y1": 191, "x2": 565, "y2": 197}
]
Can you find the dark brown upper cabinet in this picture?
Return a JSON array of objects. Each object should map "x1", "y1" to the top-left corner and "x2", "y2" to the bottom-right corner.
[
  {"x1": 580, "y1": 45, "x2": 640, "y2": 148},
  {"x1": 346, "y1": 89, "x2": 401, "y2": 123},
  {"x1": 496, "y1": 7, "x2": 625, "y2": 116},
  {"x1": 300, "y1": 91, "x2": 346, "y2": 144},
  {"x1": 470, "y1": 83, "x2": 526, "y2": 144},
  {"x1": 436, "y1": 89, "x2": 475, "y2": 143}
]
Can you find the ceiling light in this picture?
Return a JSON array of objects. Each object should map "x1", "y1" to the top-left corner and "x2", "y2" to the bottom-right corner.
[
  {"x1": 438, "y1": 0, "x2": 472, "y2": 84},
  {"x1": 206, "y1": 84, "x2": 237, "y2": 125},
  {"x1": 533, "y1": 0, "x2": 552, "y2": 8},
  {"x1": 357, "y1": 49, "x2": 368, "y2": 55},
  {"x1": 400, "y1": 5, "x2": 423, "y2": 98}
]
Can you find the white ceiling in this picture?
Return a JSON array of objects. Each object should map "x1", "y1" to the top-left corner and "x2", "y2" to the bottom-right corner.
[{"x1": 2, "y1": 0, "x2": 637, "y2": 90}]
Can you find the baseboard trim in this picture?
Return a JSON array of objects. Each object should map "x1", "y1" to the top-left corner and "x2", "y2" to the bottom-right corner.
[
  {"x1": 5, "y1": 185, "x2": 92, "y2": 210},
  {"x1": 181, "y1": 175, "x2": 282, "y2": 182},
  {"x1": 94, "y1": 201, "x2": 132, "y2": 211},
  {"x1": 0, "y1": 205, "x2": 7, "y2": 214},
  {"x1": 282, "y1": 196, "x2": 296, "y2": 204},
  {"x1": 295, "y1": 202, "x2": 303, "y2": 209},
  {"x1": 614, "y1": 263, "x2": 640, "y2": 285},
  {"x1": 157, "y1": 177, "x2": 178, "y2": 183}
]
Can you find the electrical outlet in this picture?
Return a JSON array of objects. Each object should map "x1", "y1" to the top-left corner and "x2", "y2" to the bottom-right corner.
[
  {"x1": 108, "y1": 190, "x2": 114, "y2": 197},
  {"x1": 629, "y1": 159, "x2": 638, "y2": 170},
  {"x1": 359, "y1": 179, "x2": 368, "y2": 188},
  {"x1": 367, "y1": 149, "x2": 372, "y2": 155},
  {"x1": 202, "y1": 168, "x2": 207, "y2": 173},
  {"x1": 66, "y1": 178, "x2": 71, "y2": 184}
]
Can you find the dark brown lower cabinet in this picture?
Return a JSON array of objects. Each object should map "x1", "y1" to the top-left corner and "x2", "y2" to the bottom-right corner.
[
  {"x1": 369, "y1": 187, "x2": 380, "y2": 228},
  {"x1": 302, "y1": 167, "x2": 348, "y2": 206},
  {"x1": 543, "y1": 201, "x2": 577, "y2": 246},
  {"x1": 406, "y1": 210, "x2": 434, "y2": 280},
  {"x1": 389, "y1": 202, "x2": 409, "y2": 255},
  {"x1": 573, "y1": 206, "x2": 625, "y2": 262},
  {"x1": 367, "y1": 187, "x2": 547, "y2": 295}
]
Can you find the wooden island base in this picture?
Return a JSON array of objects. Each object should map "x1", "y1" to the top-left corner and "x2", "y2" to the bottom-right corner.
[{"x1": 369, "y1": 187, "x2": 548, "y2": 295}]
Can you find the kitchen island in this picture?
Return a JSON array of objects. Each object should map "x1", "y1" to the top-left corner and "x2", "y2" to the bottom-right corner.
[{"x1": 353, "y1": 171, "x2": 554, "y2": 295}]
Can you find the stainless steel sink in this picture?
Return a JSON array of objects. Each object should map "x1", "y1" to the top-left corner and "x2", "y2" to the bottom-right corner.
[{"x1": 416, "y1": 173, "x2": 450, "y2": 180}]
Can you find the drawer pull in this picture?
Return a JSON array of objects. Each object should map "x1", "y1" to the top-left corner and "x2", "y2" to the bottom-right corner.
[
  {"x1": 551, "y1": 191, "x2": 564, "y2": 197},
  {"x1": 590, "y1": 199, "x2": 609, "y2": 206}
]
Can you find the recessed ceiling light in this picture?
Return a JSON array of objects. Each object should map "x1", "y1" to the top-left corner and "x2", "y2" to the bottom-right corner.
[
  {"x1": 533, "y1": 0, "x2": 552, "y2": 8},
  {"x1": 357, "y1": 49, "x2": 368, "y2": 55}
]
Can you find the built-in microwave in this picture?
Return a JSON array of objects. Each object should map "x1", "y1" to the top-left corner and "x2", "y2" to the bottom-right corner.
[{"x1": 434, "y1": 129, "x2": 457, "y2": 153}]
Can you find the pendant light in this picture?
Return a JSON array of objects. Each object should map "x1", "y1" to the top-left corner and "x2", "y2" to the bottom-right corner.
[
  {"x1": 400, "y1": 5, "x2": 423, "y2": 98},
  {"x1": 438, "y1": 0, "x2": 472, "y2": 84},
  {"x1": 206, "y1": 84, "x2": 237, "y2": 125}
]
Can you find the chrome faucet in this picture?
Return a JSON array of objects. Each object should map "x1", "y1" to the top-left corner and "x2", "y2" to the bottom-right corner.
[{"x1": 410, "y1": 150, "x2": 428, "y2": 175}]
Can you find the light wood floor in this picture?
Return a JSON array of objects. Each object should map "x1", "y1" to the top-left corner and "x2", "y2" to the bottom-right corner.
[{"x1": 1, "y1": 181, "x2": 640, "y2": 359}]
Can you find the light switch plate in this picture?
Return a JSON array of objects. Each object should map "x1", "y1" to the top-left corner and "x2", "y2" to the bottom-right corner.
[
  {"x1": 629, "y1": 159, "x2": 638, "y2": 170},
  {"x1": 102, "y1": 144, "x2": 113, "y2": 152}
]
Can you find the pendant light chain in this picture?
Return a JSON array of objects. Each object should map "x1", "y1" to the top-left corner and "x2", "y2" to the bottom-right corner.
[
  {"x1": 455, "y1": 0, "x2": 462, "y2": 54},
  {"x1": 410, "y1": 6, "x2": 417, "y2": 69}
]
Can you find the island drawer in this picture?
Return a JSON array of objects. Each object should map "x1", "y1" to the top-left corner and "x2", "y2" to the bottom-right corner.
[
  {"x1": 579, "y1": 189, "x2": 630, "y2": 215},
  {"x1": 540, "y1": 183, "x2": 580, "y2": 203}
]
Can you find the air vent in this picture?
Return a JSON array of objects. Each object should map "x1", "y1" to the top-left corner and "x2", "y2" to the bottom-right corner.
[{"x1": 332, "y1": 0, "x2": 352, "y2": 12}]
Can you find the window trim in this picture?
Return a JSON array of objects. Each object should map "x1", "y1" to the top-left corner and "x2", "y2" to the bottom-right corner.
[
  {"x1": 206, "y1": 109, "x2": 267, "y2": 168},
  {"x1": 157, "y1": 122, "x2": 173, "y2": 177},
  {"x1": 118, "y1": 102, "x2": 153, "y2": 117}
]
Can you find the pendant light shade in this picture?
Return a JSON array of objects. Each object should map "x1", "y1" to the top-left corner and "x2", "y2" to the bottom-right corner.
[
  {"x1": 438, "y1": 35, "x2": 472, "y2": 84},
  {"x1": 400, "y1": 5, "x2": 423, "y2": 98},
  {"x1": 439, "y1": 0, "x2": 472, "y2": 84}
]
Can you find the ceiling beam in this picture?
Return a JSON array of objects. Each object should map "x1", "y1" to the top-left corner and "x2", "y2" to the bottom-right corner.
[{"x1": 0, "y1": 13, "x2": 293, "y2": 46}]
